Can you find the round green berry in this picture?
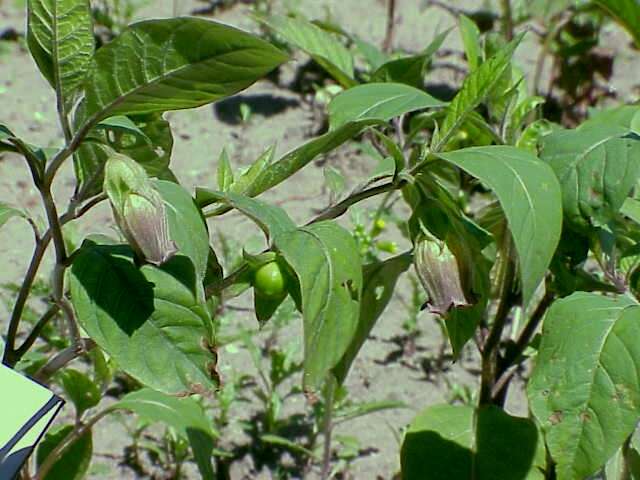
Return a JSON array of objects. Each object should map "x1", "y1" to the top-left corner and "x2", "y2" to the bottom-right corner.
[{"x1": 254, "y1": 261, "x2": 287, "y2": 298}]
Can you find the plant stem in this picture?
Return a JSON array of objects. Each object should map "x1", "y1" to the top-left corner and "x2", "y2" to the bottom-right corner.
[
  {"x1": 40, "y1": 182, "x2": 83, "y2": 343},
  {"x1": 479, "y1": 237, "x2": 516, "y2": 405},
  {"x1": 3, "y1": 238, "x2": 49, "y2": 365},
  {"x1": 44, "y1": 118, "x2": 95, "y2": 187},
  {"x1": 34, "y1": 338, "x2": 96, "y2": 382},
  {"x1": 14, "y1": 304, "x2": 60, "y2": 358},
  {"x1": 3, "y1": 193, "x2": 104, "y2": 366},
  {"x1": 382, "y1": 0, "x2": 397, "y2": 53},
  {"x1": 532, "y1": 12, "x2": 572, "y2": 95},
  {"x1": 320, "y1": 376, "x2": 336, "y2": 480},
  {"x1": 500, "y1": 0, "x2": 514, "y2": 41},
  {"x1": 491, "y1": 288, "x2": 554, "y2": 402},
  {"x1": 310, "y1": 181, "x2": 398, "y2": 223},
  {"x1": 33, "y1": 408, "x2": 111, "y2": 480},
  {"x1": 502, "y1": 288, "x2": 553, "y2": 370}
]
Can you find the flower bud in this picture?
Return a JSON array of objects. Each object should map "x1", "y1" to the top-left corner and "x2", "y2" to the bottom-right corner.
[
  {"x1": 414, "y1": 234, "x2": 471, "y2": 315},
  {"x1": 104, "y1": 153, "x2": 177, "y2": 265}
]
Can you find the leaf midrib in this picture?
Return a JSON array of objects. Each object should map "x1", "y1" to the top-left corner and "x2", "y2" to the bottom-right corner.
[{"x1": 82, "y1": 38, "x2": 267, "y2": 133}]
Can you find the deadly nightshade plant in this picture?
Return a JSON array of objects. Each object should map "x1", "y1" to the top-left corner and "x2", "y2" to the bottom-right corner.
[{"x1": 4, "y1": 0, "x2": 640, "y2": 479}]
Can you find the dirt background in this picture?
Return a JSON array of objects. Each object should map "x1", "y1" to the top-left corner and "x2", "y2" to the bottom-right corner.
[{"x1": 1, "y1": 0, "x2": 639, "y2": 478}]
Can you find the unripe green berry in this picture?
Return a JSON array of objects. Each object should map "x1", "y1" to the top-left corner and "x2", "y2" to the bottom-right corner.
[{"x1": 254, "y1": 261, "x2": 286, "y2": 298}]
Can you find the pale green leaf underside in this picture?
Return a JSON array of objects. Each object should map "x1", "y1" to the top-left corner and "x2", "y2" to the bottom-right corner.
[
  {"x1": 528, "y1": 292, "x2": 640, "y2": 480},
  {"x1": 275, "y1": 221, "x2": 362, "y2": 393},
  {"x1": 111, "y1": 388, "x2": 216, "y2": 480},
  {"x1": 260, "y1": 14, "x2": 355, "y2": 87},
  {"x1": 69, "y1": 244, "x2": 216, "y2": 395},
  {"x1": 27, "y1": 0, "x2": 93, "y2": 111},
  {"x1": 437, "y1": 146, "x2": 562, "y2": 308},
  {"x1": 540, "y1": 124, "x2": 640, "y2": 230},
  {"x1": 79, "y1": 17, "x2": 288, "y2": 131},
  {"x1": 328, "y1": 83, "x2": 445, "y2": 129},
  {"x1": 111, "y1": 388, "x2": 217, "y2": 438}
]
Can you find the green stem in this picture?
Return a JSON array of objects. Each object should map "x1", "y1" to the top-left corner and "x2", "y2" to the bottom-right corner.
[
  {"x1": 309, "y1": 181, "x2": 399, "y2": 224},
  {"x1": 14, "y1": 304, "x2": 60, "y2": 359},
  {"x1": 491, "y1": 288, "x2": 554, "y2": 402},
  {"x1": 34, "y1": 338, "x2": 96, "y2": 382},
  {"x1": 2, "y1": 189, "x2": 104, "y2": 366},
  {"x1": 479, "y1": 237, "x2": 516, "y2": 405},
  {"x1": 382, "y1": 0, "x2": 396, "y2": 53},
  {"x1": 320, "y1": 376, "x2": 337, "y2": 480},
  {"x1": 501, "y1": 0, "x2": 514, "y2": 41},
  {"x1": 32, "y1": 407, "x2": 110, "y2": 480}
]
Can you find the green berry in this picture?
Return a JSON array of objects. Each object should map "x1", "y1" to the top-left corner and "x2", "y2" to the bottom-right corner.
[{"x1": 254, "y1": 261, "x2": 286, "y2": 298}]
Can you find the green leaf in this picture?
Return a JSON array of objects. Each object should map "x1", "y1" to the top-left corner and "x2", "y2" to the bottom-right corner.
[
  {"x1": 27, "y1": 0, "x2": 94, "y2": 112},
  {"x1": 595, "y1": 0, "x2": 640, "y2": 48},
  {"x1": 335, "y1": 399, "x2": 408, "y2": 423},
  {"x1": 370, "y1": 30, "x2": 450, "y2": 87},
  {"x1": 110, "y1": 388, "x2": 217, "y2": 480},
  {"x1": 606, "y1": 442, "x2": 640, "y2": 480},
  {"x1": 56, "y1": 369, "x2": 101, "y2": 417},
  {"x1": 353, "y1": 36, "x2": 387, "y2": 70},
  {"x1": 195, "y1": 190, "x2": 296, "y2": 240},
  {"x1": 0, "y1": 123, "x2": 18, "y2": 152},
  {"x1": 95, "y1": 116, "x2": 150, "y2": 142},
  {"x1": 622, "y1": 197, "x2": 640, "y2": 224},
  {"x1": 539, "y1": 124, "x2": 640, "y2": 230},
  {"x1": 0, "y1": 202, "x2": 26, "y2": 230},
  {"x1": 216, "y1": 149, "x2": 234, "y2": 191},
  {"x1": 584, "y1": 105, "x2": 640, "y2": 131},
  {"x1": 432, "y1": 34, "x2": 522, "y2": 151},
  {"x1": 411, "y1": 175, "x2": 492, "y2": 354},
  {"x1": 77, "y1": 18, "x2": 288, "y2": 131},
  {"x1": 437, "y1": 146, "x2": 562, "y2": 308},
  {"x1": 229, "y1": 145, "x2": 274, "y2": 195},
  {"x1": 323, "y1": 165, "x2": 346, "y2": 199},
  {"x1": 259, "y1": 14, "x2": 355, "y2": 87},
  {"x1": 334, "y1": 253, "x2": 412, "y2": 384},
  {"x1": 260, "y1": 434, "x2": 317, "y2": 458},
  {"x1": 275, "y1": 221, "x2": 362, "y2": 393},
  {"x1": 74, "y1": 113, "x2": 174, "y2": 198},
  {"x1": 401, "y1": 404, "x2": 545, "y2": 480},
  {"x1": 69, "y1": 243, "x2": 216, "y2": 395},
  {"x1": 328, "y1": 83, "x2": 444, "y2": 129},
  {"x1": 459, "y1": 15, "x2": 481, "y2": 71},
  {"x1": 36, "y1": 425, "x2": 93, "y2": 480},
  {"x1": 243, "y1": 119, "x2": 382, "y2": 198},
  {"x1": 528, "y1": 292, "x2": 640, "y2": 480},
  {"x1": 154, "y1": 180, "x2": 210, "y2": 280}
]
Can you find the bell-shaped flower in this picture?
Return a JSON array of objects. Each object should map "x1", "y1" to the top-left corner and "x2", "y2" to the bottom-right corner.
[
  {"x1": 414, "y1": 234, "x2": 472, "y2": 316},
  {"x1": 104, "y1": 153, "x2": 177, "y2": 265}
]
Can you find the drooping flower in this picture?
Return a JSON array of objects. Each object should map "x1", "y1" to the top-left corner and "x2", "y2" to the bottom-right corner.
[
  {"x1": 414, "y1": 234, "x2": 472, "y2": 315},
  {"x1": 104, "y1": 153, "x2": 177, "y2": 265}
]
